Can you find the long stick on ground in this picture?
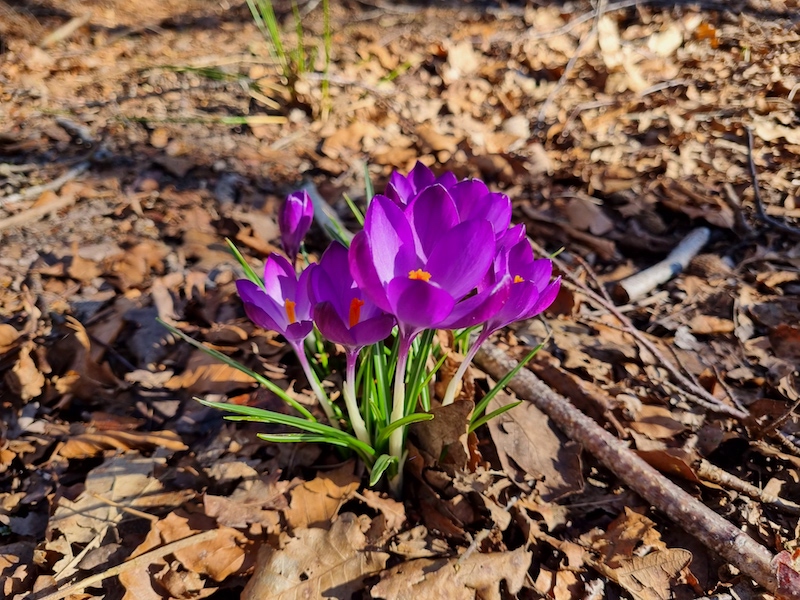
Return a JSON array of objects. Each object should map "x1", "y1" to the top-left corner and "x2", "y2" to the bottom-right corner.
[{"x1": 474, "y1": 344, "x2": 788, "y2": 597}]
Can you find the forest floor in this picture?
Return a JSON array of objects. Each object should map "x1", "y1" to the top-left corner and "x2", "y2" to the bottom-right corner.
[{"x1": 1, "y1": 0, "x2": 800, "y2": 598}]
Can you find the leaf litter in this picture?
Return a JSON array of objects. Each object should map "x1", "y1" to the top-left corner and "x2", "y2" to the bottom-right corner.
[{"x1": 2, "y1": 0, "x2": 800, "y2": 598}]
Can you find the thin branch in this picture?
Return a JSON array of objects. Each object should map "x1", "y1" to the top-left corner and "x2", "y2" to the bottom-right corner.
[
  {"x1": 529, "y1": 239, "x2": 748, "y2": 419},
  {"x1": 474, "y1": 344, "x2": 785, "y2": 597},
  {"x1": 745, "y1": 127, "x2": 800, "y2": 240},
  {"x1": 0, "y1": 161, "x2": 89, "y2": 207}
]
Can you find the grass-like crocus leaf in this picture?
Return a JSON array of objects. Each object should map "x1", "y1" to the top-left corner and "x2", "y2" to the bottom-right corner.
[
  {"x1": 198, "y1": 398, "x2": 375, "y2": 458},
  {"x1": 342, "y1": 193, "x2": 364, "y2": 228},
  {"x1": 468, "y1": 400, "x2": 522, "y2": 433},
  {"x1": 226, "y1": 238, "x2": 263, "y2": 286},
  {"x1": 470, "y1": 341, "x2": 544, "y2": 428},
  {"x1": 158, "y1": 319, "x2": 315, "y2": 421},
  {"x1": 369, "y1": 454, "x2": 398, "y2": 487},
  {"x1": 375, "y1": 412, "x2": 434, "y2": 447}
]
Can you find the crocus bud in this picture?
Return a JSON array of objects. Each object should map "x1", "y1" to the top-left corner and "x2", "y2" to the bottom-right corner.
[{"x1": 279, "y1": 190, "x2": 314, "y2": 263}]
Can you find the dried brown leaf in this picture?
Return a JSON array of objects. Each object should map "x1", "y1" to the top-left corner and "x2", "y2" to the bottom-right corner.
[
  {"x1": 285, "y1": 462, "x2": 359, "y2": 530},
  {"x1": 370, "y1": 546, "x2": 531, "y2": 600},
  {"x1": 243, "y1": 512, "x2": 389, "y2": 600},
  {"x1": 165, "y1": 351, "x2": 256, "y2": 395},
  {"x1": 487, "y1": 392, "x2": 583, "y2": 500}
]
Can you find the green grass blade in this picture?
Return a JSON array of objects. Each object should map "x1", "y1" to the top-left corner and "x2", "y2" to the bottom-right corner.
[
  {"x1": 159, "y1": 319, "x2": 315, "y2": 421},
  {"x1": 342, "y1": 193, "x2": 364, "y2": 227},
  {"x1": 471, "y1": 342, "x2": 543, "y2": 425},
  {"x1": 200, "y1": 398, "x2": 375, "y2": 457},
  {"x1": 364, "y1": 162, "x2": 374, "y2": 202},
  {"x1": 369, "y1": 454, "x2": 397, "y2": 486},
  {"x1": 226, "y1": 238, "x2": 263, "y2": 286},
  {"x1": 468, "y1": 400, "x2": 521, "y2": 433},
  {"x1": 376, "y1": 412, "x2": 434, "y2": 447}
]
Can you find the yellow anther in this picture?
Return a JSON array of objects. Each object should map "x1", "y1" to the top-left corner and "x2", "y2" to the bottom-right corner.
[
  {"x1": 284, "y1": 299, "x2": 297, "y2": 324},
  {"x1": 408, "y1": 269, "x2": 432, "y2": 282},
  {"x1": 349, "y1": 298, "x2": 365, "y2": 327}
]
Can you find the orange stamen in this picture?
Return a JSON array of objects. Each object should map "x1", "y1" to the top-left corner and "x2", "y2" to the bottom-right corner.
[
  {"x1": 284, "y1": 299, "x2": 297, "y2": 324},
  {"x1": 408, "y1": 268, "x2": 432, "y2": 282},
  {"x1": 349, "y1": 298, "x2": 365, "y2": 328},
  {"x1": 513, "y1": 275, "x2": 525, "y2": 284}
]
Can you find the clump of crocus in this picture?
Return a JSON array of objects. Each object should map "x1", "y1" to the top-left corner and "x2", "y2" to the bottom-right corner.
[
  {"x1": 184, "y1": 163, "x2": 561, "y2": 492},
  {"x1": 279, "y1": 190, "x2": 314, "y2": 264}
]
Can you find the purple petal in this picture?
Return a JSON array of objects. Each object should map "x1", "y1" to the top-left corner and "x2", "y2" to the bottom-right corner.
[
  {"x1": 435, "y1": 171, "x2": 458, "y2": 189},
  {"x1": 349, "y1": 314, "x2": 396, "y2": 346},
  {"x1": 313, "y1": 301, "x2": 357, "y2": 346},
  {"x1": 349, "y1": 232, "x2": 392, "y2": 313},
  {"x1": 295, "y1": 264, "x2": 314, "y2": 321},
  {"x1": 279, "y1": 191, "x2": 314, "y2": 260},
  {"x1": 261, "y1": 254, "x2": 296, "y2": 302},
  {"x1": 285, "y1": 320, "x2": 314, "y2": 343},
  {"x1": 362, "y1": 195, "x2": 417, "y2": 283},
  {"x1": 441, "y1": 274, "x2": 512, "y2": 329},
  {"x1": 523, "y1": 277, "x2": 561, "y2": 319},
  {"x1": 407, "y1": 162, "x2": 436, "y2": 192},
  {"x1": 386, "y1": 278, "x2": 455, "y2": 331},
  {"x1": 407, "y1": 184, "x2": 459, "y2": 260},
  {"x1": 425, "y1": 219, "x2": 495, "y2": 299}
]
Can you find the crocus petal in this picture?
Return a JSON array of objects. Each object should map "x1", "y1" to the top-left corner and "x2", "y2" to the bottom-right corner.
[
  {"x1": 407, "y1": 184, "x2": 459, "y2": 260},
  {"x1": 242, "y1": 299, "x2": 285, "y2": 333},
  {"x1": 261, "y1": 253, "x2": 297, "y2": 302},
  {"x1": 279, "y1": 191, "x2": 314, "y2": 260},
  {"x1": 349, "y1": 314, "x2": 396, "y2": 347},
  {"x1": 313, "y1": 301, "x2": 357, "y2": 346},
  {"x1": 285, "y1": 320, "x2": 314, "y2": 343},
  {"x1": 295, "y1": 264, "x2": 315, "y2": 321},
  {"x1": 435, "y1": 171, "x2": 458, "y2": 189},
  {"x1": 362, "y1": 195, "x2": 417, "y2": 284},
  {"x1": 386, "y1": 278, "x2": 455, "y2": 332},
  {"x1": 407, "y1": 161, "x2": 436, "y2": 192},
  {"x1": 425, "y1": 219, "x2": 495, "y2": 299},
  {"x1": 527, "y1": 258, "x2": 554, "y2": 292},
  {"x1": 523, "y1": 277, "x2": 561, "y2": 319},
  {"x1": 441, "y1": 274, "x2": 512, "y2": 329},
  {"x1": 349, "y1": 232, "x2": 392, "y2": 313}
]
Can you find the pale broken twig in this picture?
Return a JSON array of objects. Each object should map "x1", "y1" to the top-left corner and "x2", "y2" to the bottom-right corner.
[
  {"x1": 474, "y1": 344, "x2": 785, "y2": 597},
  {"x1": 0, "y1": 161, "x2": 89, "y2": 207},
  {"x1": 614, "y1": 227, "x2": 710, "y2": 302}
]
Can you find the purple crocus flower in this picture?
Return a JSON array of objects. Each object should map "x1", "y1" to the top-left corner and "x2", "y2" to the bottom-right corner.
[
  {"x1": 310, "y1": 241, "x2": 395, "y2": 351},
  {"x1": 349, "y1": 191, "x2": 495, "y2": 338},
  {"x1": 309, "y1": 241, "x2": 396, "y2": 443},
  {"x1": 384, "y1": 161, "x2": 458, "y2": 207},
  {"x1": 236, "y1": 253, "x2": 314, "y2": 345},
  {"x1": 441, "y1": 233, "x2": 561, "y2": 405},
  {"x1": 279, "y1": 190, "x2": 314, "y2": 264},
  {"x1": 350, "y1": 188, "x2": 497, "y2": 460},
  {"x1": 236, "y1": 253, "x2": 340, "y2": 427}
]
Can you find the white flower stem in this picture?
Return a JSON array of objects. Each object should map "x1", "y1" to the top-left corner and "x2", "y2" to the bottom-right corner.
[
  {"x1": 292, "y1": 341, "x2": 340, "y2": 429},
  {"x1": 441, "y1": 328, "x2": 490, "y2": 406},
  {"x1": 388, "y1": 334, "x2": 414, "y2": 480},
  {"x1": 343, "y1": 350, "x2": 370, "y2": 445}
]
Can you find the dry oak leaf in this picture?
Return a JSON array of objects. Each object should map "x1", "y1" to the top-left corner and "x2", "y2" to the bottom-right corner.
[
  {"x1": 357, "y1": 489, "x2": 406, "y2": 533},
  {"x1": 609, "y1": 549, "x2": 692, "y2": 600},
  {"x1": 165, "y1": 350, "x2": 256, "y2": 395},
  {"x1": 0, "y1": 324, "x2": 21, "y2": 354},
  {"x1": 285, "y1": 461, "x2": 359, "y2": 530},
  {"x1": 203, "y1": 471, "x2": 290, "y2": 529},
  {"x1": 58, "y1": 428, "x2": 188, "y2": 459},
  {"x1": 4, "y1": 341, "x2": 44, "y2": 401},
  {"x1": 370, "y1": 546, "x2": 532, "y2": 600},
  {"x1": 487, "y1": 392, "x2": 584, "y2": 501},
  {"x1": 120, "y1": 511, "x2": 250, "y2": 600},
  {"x1": 242, "y1": 512, "x2": 389, "y2": 600}
]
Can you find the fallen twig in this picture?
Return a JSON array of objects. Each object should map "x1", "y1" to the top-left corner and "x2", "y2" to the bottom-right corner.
[
  {"x1": 474, "y1": 344, "x2": 787, "y2": 597},
  {"x1": 0, "y1": 184, "x2": 83, "y2": 233},
  {"x1": 530, "y1": 239, "x2": 748, "y2": 419},
  {"x1": 613, "y1": 227, "x2": 709, "y2": 303},
  {"x1": 746, "y1": 127, "x2": 800, "y2": 240},
  {"x1": 0, "y1": 161, "x2": 89, "y2": 207},
  {"x1": 31, "y1": 530, "x2": 218, "y2": 600}
]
